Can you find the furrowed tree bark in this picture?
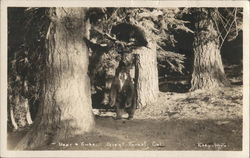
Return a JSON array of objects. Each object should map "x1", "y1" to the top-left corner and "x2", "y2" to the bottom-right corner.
[
  {"x1": 190, "y1": 9, "x2": 230, "y2": 91},
  {"x1": 15, "y1": 8, "x2": 94, "y2": 150},
  {"x1": 134, "y1": 40, "x2": 159, "y2": 109}
]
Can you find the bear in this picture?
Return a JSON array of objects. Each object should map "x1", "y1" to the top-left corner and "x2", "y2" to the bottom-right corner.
[
  {"x1": 111, "y1": 23, "x2": 148, "y2": 47},
  {"x1": 109, "y1": 64, "x2": 137, "y2": 120},
  {"x1": 84, "y1": 37, "x2": 121, "y2": 106}
]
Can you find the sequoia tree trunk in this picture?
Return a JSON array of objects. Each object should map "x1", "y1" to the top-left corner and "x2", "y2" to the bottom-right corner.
[
  {"x1": 134, "y1": 40, "x2": 159, "y2": 109},
  {"x1": 15, "y1": 8, "x2": 94, "y2": 150},
  {"x1": 190, "y1": 9, "x2": 230, "y2": 91}
]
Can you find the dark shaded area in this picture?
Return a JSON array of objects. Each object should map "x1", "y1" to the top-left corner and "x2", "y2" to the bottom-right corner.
[
  {"x1": 8, "y1": 8, "x2": 26, "y2": 54},
  {"x1": 173, "y1": 30, "x2": 194, "y2": 74},
  {"x1": 157, "y1": 13, "x2": 194, "y2": 93},
  {"x1": 230, "y1": 81, "x2": 243, "y2": 86},
  {"x1": 224, "y1": 64, "x2": 243, "y2": 86},
  {"x1": 91, "y1": 90, "x2": 111, "y2": 109},
  {"x1": 222, "y1": 31, "x2": 243, "y2": 86},
  {"x1": 159, "y1": 77, "x2": 190, "y2": 93},
  {"x1": 87, "y1": 8, "x2": 106, "y2": 25},
  {"x1": 8, "y1": 7, "x2": 50, "y2": 128},
  {"x1": 221, "y1": 31, "x2": 243, "y2": 65},
  {"x1": 159, "y1": 59, "x2": 243, "y2": 93}
]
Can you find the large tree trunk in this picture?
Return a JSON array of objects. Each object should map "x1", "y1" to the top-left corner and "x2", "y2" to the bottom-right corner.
[
  {"x1": 190, "y1": 9, "x2": 230, "y2": 91},
  {"x1": 134, "y1": 40, "x2": 159, "y2": 109},
  {"x1": 15, "y1": 8, "x2": 94, "y2": 150}
]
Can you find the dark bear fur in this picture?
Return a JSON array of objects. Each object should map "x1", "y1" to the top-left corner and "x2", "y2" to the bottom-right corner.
[
  {"x1": 111, "y1": 23, "x2": 148, "y2": 47},
  {"x1": 109, "y1": 65, "x2": 136, "y2": 120}
]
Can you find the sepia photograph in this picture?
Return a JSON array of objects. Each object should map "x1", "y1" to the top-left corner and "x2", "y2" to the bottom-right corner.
[{"x1": 0, "y1": 0, "x2": 249, "y2": 158}]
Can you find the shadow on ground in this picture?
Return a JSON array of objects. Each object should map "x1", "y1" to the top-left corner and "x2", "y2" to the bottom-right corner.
[{"x1": 8, "y1": 117, "x2": 242, "y2": 151}]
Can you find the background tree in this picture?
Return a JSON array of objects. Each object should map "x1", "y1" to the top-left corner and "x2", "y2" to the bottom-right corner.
[
  {"x1": 15, "y1": 7, "x2": 94, "y2": 150},
  {"x1": 189, "y1": 8, "x2": 243, "y2": 91}
]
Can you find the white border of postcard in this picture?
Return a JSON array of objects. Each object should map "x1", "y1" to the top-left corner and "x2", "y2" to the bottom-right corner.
[{"x1": 0, "y1": 0, "x2": 249, "y2": 158}]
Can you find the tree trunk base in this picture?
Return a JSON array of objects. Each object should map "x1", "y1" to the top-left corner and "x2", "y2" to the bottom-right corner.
[
  {"x1": 190, "y1": 72, "x2": 230, "y2": 91},
  {"x1": 15, "y1": 115, "x2": 95, "y2": 150}
]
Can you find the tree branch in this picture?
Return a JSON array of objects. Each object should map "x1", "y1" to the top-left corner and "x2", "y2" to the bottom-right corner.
[
  {"x1": 211, "y1": 11, "x2": 223, "y2": 41},
  {"x1": 234, "y1": 8, "x2": 239, "y2": 38},
  {"x1": 219, "y1": 8, "x2": 237, "y2": 49}
]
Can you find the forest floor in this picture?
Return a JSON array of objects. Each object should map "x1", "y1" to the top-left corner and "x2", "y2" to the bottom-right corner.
[{"x1": 8, "y1": 64, "x2": 243, "y2": 151}]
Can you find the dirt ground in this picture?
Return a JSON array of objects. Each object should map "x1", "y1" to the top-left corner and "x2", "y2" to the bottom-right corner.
[
  {"x1": 7, "y1": 64, "x2": 243, "y2": 151},
  {"x1": 8, "y1": 86, "x2": 243, "y2": 151}
]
